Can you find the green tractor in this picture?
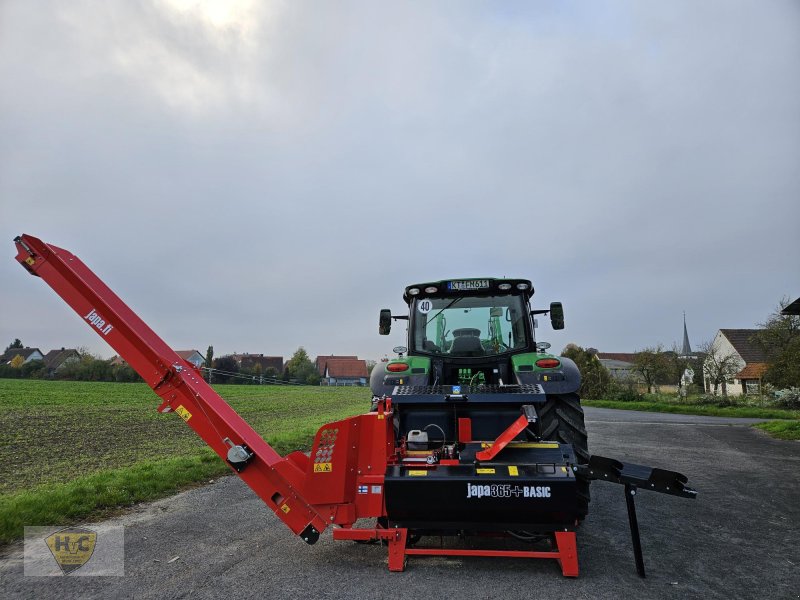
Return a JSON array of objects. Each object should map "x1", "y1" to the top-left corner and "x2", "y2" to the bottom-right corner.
[{"x1": 371, "y1": 278, "x2": 590, "y2": 518}]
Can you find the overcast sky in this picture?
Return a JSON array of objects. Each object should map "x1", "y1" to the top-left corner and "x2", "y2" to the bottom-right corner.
[{"x1": 1, "y1": 1, "x2": 798, "y2": 363}]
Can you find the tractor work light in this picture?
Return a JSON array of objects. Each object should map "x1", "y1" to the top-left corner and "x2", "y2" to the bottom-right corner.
[
  {"x1": 408, "y1": 288, "x2": 420, "y2": 296},
  {"x1": 516, "y1": 283, "x2": 530, "y2": 290},
  {"x1": 498, "y1": 283, "x2": 512, "y2": 290},
  {"x1": 424, "y1": 286, "x2": 438, "y2": 293},
  {"x1": 387, "y1": 363, "x2": 409, "y2": 372},
  {"x1": 535, "y1": 358, "x2": 561, "y2": 369}
]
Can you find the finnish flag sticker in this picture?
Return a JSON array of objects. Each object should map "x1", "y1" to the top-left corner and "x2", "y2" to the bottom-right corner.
[{"x1": 358, "y1": 485, "x2": 368, "y2": 494}]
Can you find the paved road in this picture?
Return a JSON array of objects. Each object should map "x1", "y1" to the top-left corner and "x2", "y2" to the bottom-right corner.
[{"x1": 2, "y1": 408, "x2": 798, "y2": 600}]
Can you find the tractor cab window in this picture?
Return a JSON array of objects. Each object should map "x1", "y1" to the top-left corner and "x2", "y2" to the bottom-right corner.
[{"x1": 412, "y1": 295, "x2": 529, "y2": 357}]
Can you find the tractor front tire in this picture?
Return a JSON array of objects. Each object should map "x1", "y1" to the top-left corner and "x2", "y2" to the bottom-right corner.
[{"x1": 538, "y1": 393, "x2": 590, "y2": 520}]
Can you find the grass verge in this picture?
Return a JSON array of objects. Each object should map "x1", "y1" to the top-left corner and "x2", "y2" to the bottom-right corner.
[
  {"x1": 582, "y1": 399, "x2": 800, "y2": 420},
  {"x1": 0, "y1": 451, "x2": 228, "y2": 545},
  {"x1": 753, "y1": 421, "x2": 800, "y2": 440}
]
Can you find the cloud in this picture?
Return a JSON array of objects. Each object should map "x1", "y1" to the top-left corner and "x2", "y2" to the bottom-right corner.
[{"x1": 1, "y1": 0, "x2": 798, "y2": 363}]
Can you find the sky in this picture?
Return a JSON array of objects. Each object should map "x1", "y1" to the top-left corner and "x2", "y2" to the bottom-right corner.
[{"x1": 1, "y1": 0, "x2": 798, "y2": 363}]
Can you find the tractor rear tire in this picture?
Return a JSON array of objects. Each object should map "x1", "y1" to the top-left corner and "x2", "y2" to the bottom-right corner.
[{"x1": 537, "y1": 393, "x2": 590, "y2": 520}]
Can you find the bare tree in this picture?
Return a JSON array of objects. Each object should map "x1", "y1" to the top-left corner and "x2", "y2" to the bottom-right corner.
[
  {"x1": 632, "y1": 345, "x2": 671, "y2": 394},
  {"x1": 699, "y1": 339, "x2": 742, "y2": 397}
]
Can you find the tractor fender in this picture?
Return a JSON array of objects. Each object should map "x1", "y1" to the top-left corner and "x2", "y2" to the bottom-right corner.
[
  {"x1": 370, "y1": 361, "x2": 389, "y2": 396},
  {"x1": 541, "y1": 355, "x2": 581, "y2": 395},
  {"x1": 370, "y1": 360, "x2": 428, "y2": 397},
  {"x1": 516, "y1": 355, "x2": 582, "y2": 395}
]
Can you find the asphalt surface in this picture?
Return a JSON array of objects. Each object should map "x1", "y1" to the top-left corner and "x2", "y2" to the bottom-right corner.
[{"x1": 1, "y1": 408, "x2": 798, "y2": 600}]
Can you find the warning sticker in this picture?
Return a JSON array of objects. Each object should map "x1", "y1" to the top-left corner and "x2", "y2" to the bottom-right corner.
[
  {"x1": 280, "y1": 504, "x2": 291, "y2": 514},
  {"x1": 476, "y1": 468, "x2": 496, "y2": 474},
  {"x1": 508, "y1": 466, "x2": 519, "y2": 476},
  {"x1": 408, "y1": 470, "x2": 428, "y2": 477},
  {"x1": 175, "y1": 405, "x2": 192, "y2": 422},
  {"x1": 417, "y1": 299, "x2": 433, "y2": 314},
  {"x1": 313, "y1": 463, "x2": 332, "y2": 473}
]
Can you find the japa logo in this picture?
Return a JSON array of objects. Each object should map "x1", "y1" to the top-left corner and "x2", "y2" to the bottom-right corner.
[{"x1": 45, "y1": 527, "x2": 97, "y2": 575}]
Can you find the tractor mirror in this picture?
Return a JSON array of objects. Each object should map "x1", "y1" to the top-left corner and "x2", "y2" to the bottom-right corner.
[
  {"x1": 379, "y1": 309, "x2": 392, "y2": 335},
  {"x1": 550, "y1": 302, "x2": 564, "y2": 330}
]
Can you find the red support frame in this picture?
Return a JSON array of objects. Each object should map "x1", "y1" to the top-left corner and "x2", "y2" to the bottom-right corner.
[{"x1": 333, "y1": 527, "x2": 579, "y2": 576}]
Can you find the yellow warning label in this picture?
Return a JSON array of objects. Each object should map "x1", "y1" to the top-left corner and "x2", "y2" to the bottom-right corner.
[
  {"x1": 280, "y1": 504, "x2": 291, "y2": 514},
  {"x1": 313, "y1": 463, "x2": 332, "y2": 473},
  {"x1": 508, "y1": 466, "x2": 519, "y2": 476},
  {"x1": 175, "y1": 405, "x2": 192, "y2": 422},
  {"x1": 377, "y1": 414, "x2": 385, "y2": 420},
  {"x1": 476, "y1": 468, "x2": 496, "y2": 474},
  {"x1": 25, "y1": 257, "x2": 35, "y2": 266},
  {"x1": 561, "y1": 467, "x2": 568, "y2": 473},
  {"x1": 408, "y1": 470, "x2": 428, "y2": 476}
]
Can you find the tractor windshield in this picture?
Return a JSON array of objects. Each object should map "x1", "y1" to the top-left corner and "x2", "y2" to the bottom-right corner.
[{"x1": 411, "y1": 295, "x2": 529, "y2": 357}]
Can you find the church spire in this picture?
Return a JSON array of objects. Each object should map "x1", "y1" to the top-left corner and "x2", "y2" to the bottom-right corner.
[{"x1": 680, "y1": 311, "x2": 693, "y2": 357}]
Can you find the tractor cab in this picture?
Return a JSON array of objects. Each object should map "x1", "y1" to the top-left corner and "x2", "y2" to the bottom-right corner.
[{"x1": 376, "y1": 278, "x2": 565, "y2": 388}]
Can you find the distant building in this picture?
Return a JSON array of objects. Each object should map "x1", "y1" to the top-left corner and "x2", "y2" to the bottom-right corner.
[
  {"x1": 316, "y1": 355, "x2": 358, "y2": 376},
  {"x1": 704, "y1": 329, "x2": 769, "y2": 396},
  {"x1": 230, "y1": 353, "x2": 283, "y2": 374},
  {"x1": 1, "y1": 347, "x2": 44, "y2": 365},
  {"x1": 175, "y1": 350, "x2": 206, "y2": 369},
  {"x1": 596, "y1": 353, "x2": 638, "y2": 381},
  {"x1": 320, "y1": 357, "x2": 368, "y2": 386},
  {"x1": 42, "y1": 348, "x2": 81, "y2": 374}
]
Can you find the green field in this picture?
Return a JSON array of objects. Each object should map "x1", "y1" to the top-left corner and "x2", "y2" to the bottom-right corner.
[{"x1": 0, "y1": 379, "x2": 368, "y2": 544}]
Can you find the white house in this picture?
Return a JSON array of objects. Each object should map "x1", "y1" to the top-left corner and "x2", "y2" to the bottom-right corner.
[
  {"x1": 1, "y1": 347, "x2": 44, "y2": 365},
  {"x1": 704, "y1": 329, "x2": 769, "y2": 396}
]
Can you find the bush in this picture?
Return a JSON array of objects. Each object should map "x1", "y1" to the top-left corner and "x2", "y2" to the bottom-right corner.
[
  {"x1": 766, "y1": 387, "x2": 800, "y2": 410},
  {"x1": 605, "y1": 380, "x2": 643, "y2": 402}
]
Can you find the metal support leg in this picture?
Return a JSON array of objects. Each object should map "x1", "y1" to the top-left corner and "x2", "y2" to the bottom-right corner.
[{"x1": 624, "y1": 483, "x2": 646, "y2": 578}]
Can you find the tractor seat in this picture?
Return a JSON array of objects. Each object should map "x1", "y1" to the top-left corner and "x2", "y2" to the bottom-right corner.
[{"x1": 450, "y1": 335, "x2": 483, "y2": 356}]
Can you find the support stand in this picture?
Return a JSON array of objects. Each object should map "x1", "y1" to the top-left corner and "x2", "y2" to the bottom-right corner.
[
  {"x1": 624, "y1": 484, "x2": 645, "y2": 578},
  {"x1": 333, "y1": 527, "x2": 579, "y2": 576}
]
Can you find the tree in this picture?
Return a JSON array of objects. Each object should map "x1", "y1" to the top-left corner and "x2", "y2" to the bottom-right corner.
[
  {"x1": 756, "y1": 298, "x2": 800, "y2": 389},
  {"x1": 205, "y1": 345, "x2": 214, "y2": 383},
  {"x1": 561, "y1": 344, "x2": 611, "y2": 400},
  {"x1": 4, "y1": 339, "x2": 23, "y2": 353},
  {"x1": 286, "y1": 347, "x2": 318, "y2": 385},
  {"x1": 631, "y1": 346, "x2": 672, "y2": 394},
  {"x1": 212, "y1": 355, "x2": 239, "y2": 384},
  {"x1": 700, "y1": 339, "x2": 742, "y2": 397},
  {"x1": 9, "y1": 355, "x2": 24, "y2": 369}
]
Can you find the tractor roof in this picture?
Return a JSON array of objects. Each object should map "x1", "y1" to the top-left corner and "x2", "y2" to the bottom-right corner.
[{"x1": 403, "y1": 278, "x2": 534, "y2": 303}]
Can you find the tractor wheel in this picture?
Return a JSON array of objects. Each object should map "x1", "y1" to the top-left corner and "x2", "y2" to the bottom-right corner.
[{"x1": 537, "y1": 393, "x2": 590, "y2": 520}]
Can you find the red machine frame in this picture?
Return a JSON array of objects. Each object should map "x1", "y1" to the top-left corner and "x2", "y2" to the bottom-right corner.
[{"x1": 13, "y1": 234, "x2": 579, "y2": 576}]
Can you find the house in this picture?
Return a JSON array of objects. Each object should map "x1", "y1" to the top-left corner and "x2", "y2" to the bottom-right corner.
[
  {"x1": 231, "y1": 353, "x2": 283, "y2": 374},
  {"x1": 704, "y1": 329, "x2": 769, "y2": 396},
  {"x1": 596, "y1": 353, "x2": 638, "y2": 381},
  {"x1": 782, "y1": 297, "x2": 800, "y2": 315},
  {"x1": 42, "y1": 348, "x2": 81, "y2": 374},
  {"x1": 175, "y1": 350, "x2": 206, "y2": 369},
  {"x1": 320, "y1": 358, "x2": 368, "y2": 386},
  {"x1": 1, "y1": 347, "x2": 44, "y2": 365},
  {"x1": 316, "y1": 355, "x2": 358, "y2": 376}
]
